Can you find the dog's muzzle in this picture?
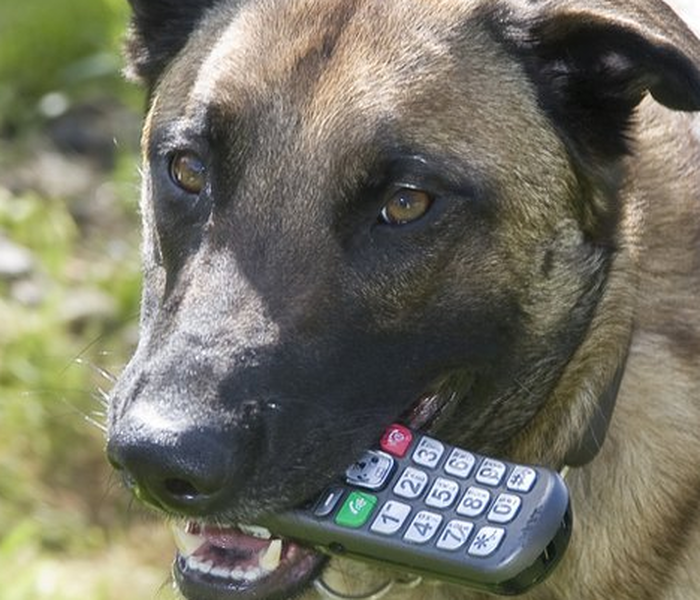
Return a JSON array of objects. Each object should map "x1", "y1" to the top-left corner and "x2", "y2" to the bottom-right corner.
[{"x1": 170, "y1": 521, "x2": 327, "y2": 600}]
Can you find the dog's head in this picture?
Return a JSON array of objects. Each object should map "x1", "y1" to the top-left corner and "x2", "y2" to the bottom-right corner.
[{"x1": 107, "y1": 0, "x2": 700, "y2": 598}]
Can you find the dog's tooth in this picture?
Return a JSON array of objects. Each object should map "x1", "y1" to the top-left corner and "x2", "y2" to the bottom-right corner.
[
  {"x1": 190, "y1": 558, "x2": 213, "y2": 574},
  {"x1": 170, "y1": 523, "x2": 205, "y2": 557},
  {"x1": 210, "y1": 566, "x2": 230, "y2": 579},
  {"x1": 259, "y1": 539, "x2": 283, "y2": 572},
  {"x1": 240, "y1": 567, "x2": 264, "y2": 582},
  {"x1": 238, "y1": 524, "x2": 272, "y2": 539}
]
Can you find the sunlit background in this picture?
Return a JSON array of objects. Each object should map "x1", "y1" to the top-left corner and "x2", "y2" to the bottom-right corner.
[
  {"x1": 0, "y1": 1, "x2": 698, "y2": 600},
  {"x1": 0, "y1": 1, "x2": 174, "y2": 599}
]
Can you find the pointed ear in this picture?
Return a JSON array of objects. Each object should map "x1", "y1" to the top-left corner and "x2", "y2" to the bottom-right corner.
[
  {"x1": 497, "y1": 0, "x2": 700, "y2": 158},
  {"x1": 124, "y1": 0, "x2": 219, "y2": 88}
]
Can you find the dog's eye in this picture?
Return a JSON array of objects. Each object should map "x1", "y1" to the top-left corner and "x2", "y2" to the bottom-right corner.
[
  {"x1": 379, "y1": 188, "x2": 433, "y2": 225},
  {"x1": 169, "y1": 151, "x2": 206, "y2": 195}
]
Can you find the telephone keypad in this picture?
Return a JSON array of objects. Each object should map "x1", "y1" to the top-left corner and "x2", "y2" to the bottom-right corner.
[{"x1": 311, "y1": 423, "x2": 564, "y2": 570}]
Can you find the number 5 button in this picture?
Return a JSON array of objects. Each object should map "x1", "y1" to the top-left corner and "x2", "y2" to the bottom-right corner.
[{"x1": 425, "y1": 477, "x2": 460, "y2": 509}]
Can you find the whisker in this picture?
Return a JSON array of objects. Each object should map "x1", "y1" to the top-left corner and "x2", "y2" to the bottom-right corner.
[
  {"x1": 94, "y1": 386, "x2": 110, "y2": 408},
  {"x1": 76, "y1": 357, "x2": 118, "y2": 384},
  {"x1": 84, "y1": 412, "x2": 108, "y2": 433}
]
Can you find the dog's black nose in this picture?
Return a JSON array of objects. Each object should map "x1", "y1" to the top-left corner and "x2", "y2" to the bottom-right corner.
[{"x1": 107, "y1": 415, "x2": 244, "y2": 515}]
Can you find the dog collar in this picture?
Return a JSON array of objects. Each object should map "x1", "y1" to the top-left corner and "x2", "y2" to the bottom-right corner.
[
  {"x1": 314, "y1": 572, "x2": 422, "y2": 600},
  {"x1": 563, "y1": 341, "x2": 631, "y2": 468}
]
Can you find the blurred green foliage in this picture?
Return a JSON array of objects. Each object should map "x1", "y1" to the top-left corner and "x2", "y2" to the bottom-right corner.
[
  {"x1": 0, "y1": 1, "x2": 175, "y2": 598},
  {"x1": 0, "y1": 0, "x2": 140, "y2": 132}
]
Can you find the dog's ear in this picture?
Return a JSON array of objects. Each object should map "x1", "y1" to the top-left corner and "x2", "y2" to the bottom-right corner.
[
  {"x1": 124, "y1": 0, "x2": 219, "y2": 88},
  {"x1": 497, "y1": 0, "x2": 700, "y2": 158}
]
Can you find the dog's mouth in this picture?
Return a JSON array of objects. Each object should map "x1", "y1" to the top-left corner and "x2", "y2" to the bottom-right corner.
[
  {"x1": 171, "y1": 392, "x2": 457, "y2": 600},
  {"x1": 172, "y1": 521, "x2": 327, "y2": 600}
]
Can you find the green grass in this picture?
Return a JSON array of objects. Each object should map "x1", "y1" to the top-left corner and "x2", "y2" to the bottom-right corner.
[
  {"x1": 0, "y1": 0, "x2": 141, "y2": 132},
  {"x1": 0, "y1": 174, "x2": 177, "y2": 600},
  {"x1": 0, "y1": 1, "x2": 178, "y2": 598}
]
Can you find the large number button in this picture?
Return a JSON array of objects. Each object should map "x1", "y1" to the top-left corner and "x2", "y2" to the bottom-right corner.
[
  {"x1": 468, "y1": 526, "x2": 506, "y2": 557},
  {"x1": 411, "y1": 437, "x2": 445, "y2": 469},
  {"x1": 487, "y1": 493, "x2": 521, "y2": 524},
  {"x1": 345, "y1": 450, "x2": 395, "y2": 490},
  {"x1": 403, "y1": 511, "x2": 443, "y2": 544},
  {"x1": 506, "y1": 466, "x2": 537, "y2": 493},
  {"x1": 370, "y1": 501, "x2": 411, "y2": 535},
  {"x1": 425, "y1": 477, "x2": 460, "y2": 509},
  {"x1": 444, "y1": 448, "x2": 476, "y2": 479},
  {"x1": 456, "y1": 486, "x2": 491, "y2": 518},
  {"x1": 393, "y1": 467, "x2": 429, "y2": 499},
  {"x1": 475, "y1": 458, "x2": 507, "y2": 487},
  {"x1": 436, "y1": 520, "x2": 474, "y2": 551}
]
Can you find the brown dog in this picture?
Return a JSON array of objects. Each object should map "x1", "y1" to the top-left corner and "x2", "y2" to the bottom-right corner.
[{"x1": 107, "y1": 0, "x2": 700, "y2": 599}]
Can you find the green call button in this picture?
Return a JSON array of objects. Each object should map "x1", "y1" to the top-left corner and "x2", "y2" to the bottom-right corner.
[{"x1": 335, "y1": 491, "x2": 377, "y2": 528}]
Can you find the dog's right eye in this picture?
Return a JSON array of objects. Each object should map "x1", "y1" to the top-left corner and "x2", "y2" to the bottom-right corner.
[
  {"x1": 379, "y1": 188, "x2": 434, "y2": 226},
  {"x1": 169, "y1": 151, "x2": 206, "y2": 195}
]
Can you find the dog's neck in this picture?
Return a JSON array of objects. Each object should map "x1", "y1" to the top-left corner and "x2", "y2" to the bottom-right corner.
[{"x1": 563, "y1": 339, "x2": 631, "y2": 468}]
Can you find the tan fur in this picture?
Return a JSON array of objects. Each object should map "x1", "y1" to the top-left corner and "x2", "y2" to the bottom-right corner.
[
  {"x1": 259, "y1": 6, "x2": 698, "y2": 600},
  {"x1": 302, "y1": 101, "x2": 700, "y2": 600},
  {"x1": 124, "y1": 0, "x2": 700, "y2": 598}
]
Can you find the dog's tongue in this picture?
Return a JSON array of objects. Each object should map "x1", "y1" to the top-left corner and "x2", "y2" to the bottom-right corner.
[{"x1": 200, "y1": 524, "x2": 273, "y2": 553}]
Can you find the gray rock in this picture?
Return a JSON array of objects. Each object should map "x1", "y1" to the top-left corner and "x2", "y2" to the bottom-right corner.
[
  {"x1": 59, "y1": 287, "x2": 118, "y2": 329},
  {"x1": 0, "y1": 235, "x2": 34, "y2": 279}
]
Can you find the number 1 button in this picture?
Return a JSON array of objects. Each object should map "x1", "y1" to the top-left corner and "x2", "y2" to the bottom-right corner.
[{"x1": 370, "y1": 501, "x2": 411, "y2": 535}]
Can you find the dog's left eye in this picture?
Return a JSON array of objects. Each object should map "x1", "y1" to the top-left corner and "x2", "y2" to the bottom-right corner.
[
  {"x1": 169, "y1": 151, "x2": 206, "y2": 195},
  {"x1": 379, "y1": 188, "x2": 434, "y2": 225}
]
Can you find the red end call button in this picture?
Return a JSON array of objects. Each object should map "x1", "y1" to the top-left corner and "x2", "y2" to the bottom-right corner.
[{"x1": 380, "y1": 424, "x2": 413, "y2": 457}]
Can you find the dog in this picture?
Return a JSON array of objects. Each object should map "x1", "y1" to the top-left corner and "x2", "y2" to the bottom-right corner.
[{"x1": 106, "y1": 0, "x2": 700, "y2": 598}]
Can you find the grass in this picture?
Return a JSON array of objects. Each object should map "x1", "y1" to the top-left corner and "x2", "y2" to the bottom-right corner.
[
  {"x1": 0, "y1": 1, "x2": 178, "y2": 598},
  {"x1": 0, "y1": 167, "x2": 177, "y2": 600}
]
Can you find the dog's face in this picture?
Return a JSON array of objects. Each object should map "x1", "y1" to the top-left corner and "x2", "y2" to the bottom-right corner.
[{"x1": 107, "y1": 0, "x2": 700, "y2": 598}]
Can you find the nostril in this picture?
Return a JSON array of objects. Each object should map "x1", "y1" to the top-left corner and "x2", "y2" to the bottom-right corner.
[
  {"x1": 164, "y1": 477, "x2": 202, "y2": 501},
  {"x1": 106, "y1": 418, "x2": 249, "y2": 515}
]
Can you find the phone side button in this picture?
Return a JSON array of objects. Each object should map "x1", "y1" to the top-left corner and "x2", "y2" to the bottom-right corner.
[{"x1": 314, "y1": 487, "x2": 345, "y2": 518}]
